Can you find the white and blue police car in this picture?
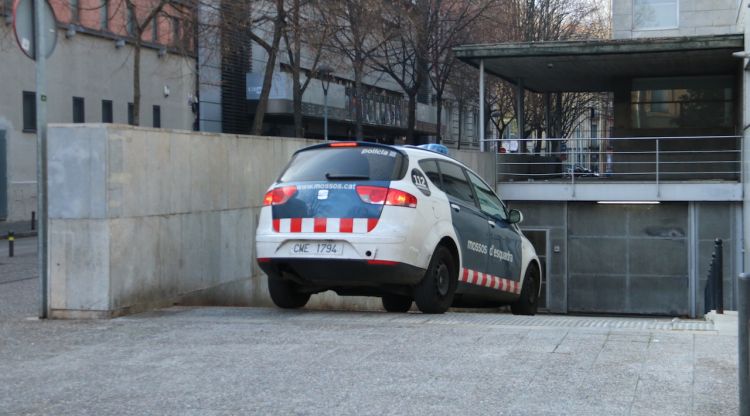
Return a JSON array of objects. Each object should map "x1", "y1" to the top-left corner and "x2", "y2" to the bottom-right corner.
[{"x1": 256, "y1": 141, "x2": 541, "y2": 314}]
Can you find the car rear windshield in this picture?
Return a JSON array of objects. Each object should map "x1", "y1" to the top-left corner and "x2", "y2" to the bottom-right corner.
[{"x1": 279, "y1": 146, "x2": 407, "y2": 183}]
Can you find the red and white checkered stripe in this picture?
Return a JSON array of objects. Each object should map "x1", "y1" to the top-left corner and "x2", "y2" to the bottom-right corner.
[
  {"x1": 459, "y1": 267, "x2": 522, "y2": 295},
  {"x1": 272, "y1": 218, "x2": 379, "y2": 233}
]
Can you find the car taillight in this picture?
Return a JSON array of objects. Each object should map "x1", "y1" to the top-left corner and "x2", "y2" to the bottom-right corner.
[
  {"x1": 356, "y1": 186, "x2": 388, "y2": 204},
  {"x1": 356, "y1": 186, "x2": 417, "y2": 208},
  {"x1": 330, "y1": 142, "x2": 358, "y2": 147},
  {"x1": 263, "y1": 185, "x2": 297, "y2": 206},
  {"x1": 385, "y1": 189, "x2": 418, "y2": 208}
]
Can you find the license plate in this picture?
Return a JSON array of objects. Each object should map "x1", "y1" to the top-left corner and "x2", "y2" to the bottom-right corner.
[{"x1": 289, "y1": 242, "x2": 344, "y2": 256}]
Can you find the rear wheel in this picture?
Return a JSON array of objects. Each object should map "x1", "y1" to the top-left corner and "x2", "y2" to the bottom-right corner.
[
  {"x1": 268, "y1": 275, "x2": 311, "y2": 309},
  {"x1": 382, "y1": 294, "x2": 412, "y2": 312},
  {"x1": 414, "y1": 246, "x2": 457, "y2": 314},
  {"x1": 511, "y1": 265, "x2": 539, "y2": 316}
]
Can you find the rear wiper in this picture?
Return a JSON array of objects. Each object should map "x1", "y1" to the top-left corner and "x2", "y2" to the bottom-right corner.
[{"x1": 325, "y1": 172, "x2": 370, "y2": 180}]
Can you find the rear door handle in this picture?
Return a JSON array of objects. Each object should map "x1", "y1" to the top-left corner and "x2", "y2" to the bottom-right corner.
[
  {"x1": 488, "y1": 220, "x2": 496, "y2": 228},
  {"x1": 450, "y1": 203, "x2": 461, "y2": 212}
]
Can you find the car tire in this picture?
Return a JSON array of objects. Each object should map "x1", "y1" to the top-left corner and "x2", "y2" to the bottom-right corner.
[
  {"x1": 382, "y1": 294, "x2": 412, "y2": 312},
  {"x1": 414, "y1": 246, "x2": 457, "y2": 314},
  {"x1": 511, "y1": 265, "x2": 539, "y2": 316},
  {"x1": 268, "y1": 275, "x2": 311, "y2": 309}
]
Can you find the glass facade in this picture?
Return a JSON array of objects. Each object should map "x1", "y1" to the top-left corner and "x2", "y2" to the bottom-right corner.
[
  {"x1": 633, "y1": 0, "x2": 678, "y2": 29},
  {"x1": 630, "y1": 76, "x2": 734, "y2": 129}
]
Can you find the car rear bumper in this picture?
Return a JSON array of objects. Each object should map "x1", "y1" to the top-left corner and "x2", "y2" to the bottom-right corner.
[{"x1": 258, "y1": 258, "x2": 426, "y2": 287}]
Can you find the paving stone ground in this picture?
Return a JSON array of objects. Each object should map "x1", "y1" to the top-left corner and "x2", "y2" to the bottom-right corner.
[{"x1": 0, "y1": 238, "x2": 739, "y2": 415}]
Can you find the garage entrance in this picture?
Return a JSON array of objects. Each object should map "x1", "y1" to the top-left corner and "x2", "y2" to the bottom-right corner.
[{"x1": 566, "y1": 202, "x2": 689, "y2": 316}]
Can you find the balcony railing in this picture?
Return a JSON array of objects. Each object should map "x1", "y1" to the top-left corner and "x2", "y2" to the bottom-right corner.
[{"x1": 496, "y1": 136, "x2": 741, "y2": 184}]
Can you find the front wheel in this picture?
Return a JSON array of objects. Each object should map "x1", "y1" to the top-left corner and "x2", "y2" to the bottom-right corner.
[
  {"x1": 268, "y1": 275, "x2": 311, "y2": 309},
  {"x1": 414, "y1": 246, "x2": 457, "y2": 314},
  {"x1": 511, "y1": 265, "x2": 539, "y2": 316}
]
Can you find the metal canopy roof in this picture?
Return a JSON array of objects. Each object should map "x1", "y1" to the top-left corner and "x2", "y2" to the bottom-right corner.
[{"x1": 453, "y1": 34, "x2": 744, "y2": 92}]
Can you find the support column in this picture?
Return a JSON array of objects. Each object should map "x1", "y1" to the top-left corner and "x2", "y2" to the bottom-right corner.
[
  {"x1": 35, "y1": 0, "x2": 49, "y2": 319},
  {"x1": 479, "y1": 59, "x2": 485, "y2": 152},
  {"x1": 516, "y1": 78, "x2": 524, "y2": 152},
  {"x1": 554, "y1": 92, "x2": 563, "y2": 155},
  {"x1": 544, "y1": 92, "x2": 552, "y2": 138},
  {"x1": 743, "y1": 18, "x2": 750, "y2": 273}
]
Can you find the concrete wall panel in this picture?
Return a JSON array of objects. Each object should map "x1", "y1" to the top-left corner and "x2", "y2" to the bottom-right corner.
[
  {"x1": 568, "y1": 274, "x2": 627, "y2": 312},
  {"x1": 568, "y1": 238, "x2": 628, "y2": 275},
  {"x1": 629, "y1": 275, "x2": 689, "y2": 315},
  {"x1": 48, "y1": 125, "x2": 108, "y2": 219},
  {"x1": 627, "y1": 204, "x2": 687, "y2": 238},
  {"x1": 629, "y1": 239, "x2": 687, "y2": 276},
  {"x1": 49, "y1": 219, "x2": 110, "y2": 313},
  {"x1": 568, "y1": 204, "x2": 627, "y2": 236}
]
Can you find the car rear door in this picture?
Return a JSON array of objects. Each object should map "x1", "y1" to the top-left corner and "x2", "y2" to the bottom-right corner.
[{"x1": 435, "y1": 160, "x2": 491, "y2": 278}]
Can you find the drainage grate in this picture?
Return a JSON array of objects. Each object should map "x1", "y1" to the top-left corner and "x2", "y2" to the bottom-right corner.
[
  {"x1": 421, "y1": 313, "x2": 715, "y2": 331},
  {"x1": 289, "y1": 310, "x2": 715, "y2": 331}
]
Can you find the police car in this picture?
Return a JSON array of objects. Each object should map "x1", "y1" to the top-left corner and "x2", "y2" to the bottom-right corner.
[{"x1": 256, "y1": 141, "x2": 541, "y2": 315}]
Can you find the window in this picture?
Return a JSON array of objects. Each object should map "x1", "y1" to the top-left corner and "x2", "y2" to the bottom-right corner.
[
  {"x1": 70, "y1": 0, "x2": 79, "y2": 22},
  {"x1": 127, "y1": 5, "x2": 136, "y2": 36},
  {"x1": 467, "y1": 171, "x2": 506, "y2": 220},
  {"x1": 23, "y1": 91, "x2": 36, "y2": 132},
  {"x1": 633, "y1": 0, "x2": 678, "y2": 30},
  {"x1": 171, "y1": 17, "x2": 180, "y2": 46},
  {"x1": 2, "y1": 0, "x2": 13, "y2": 19},
  {"x1": 418, "y1": 159, "x2": 441, "y2": 188},
  {"x1": 127, "y1": 103, "x2": 135, "y2": 125},
  {"x1": 279, "y1": 147, "x2": 406, "y2": 183},
  {"x1": 436, "y1": 161, "x2": 474, "y2": 205},
  {"x1": 152, "y1": 105, "x2": 161, "y2": 128},
  {"x1": 630, "y1": 76, "x2": 734, "y2": 129},
  {"x1": 100, "y1": 0, "x2": 109, "y2": 30},
  {"x1": 72, "y1": 97, "x2": 85, "y2": 123},
  {"x1": 101, "y1": 100, "x2": 113, "y2": 123},
  {"x1": 151, "y1": 14, "x2": 159, "y2": 42}
]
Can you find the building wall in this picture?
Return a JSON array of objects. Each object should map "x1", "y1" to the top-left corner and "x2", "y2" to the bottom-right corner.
[
  {"x1": 612, "y1": 0, "x2": 742, "y2": 39},
  {"x1": 508, "y1": 200, "x2": 741, "y2": 316},
  {"x1": 0, "y1": 22, "x2": 195, "y2": 221}
]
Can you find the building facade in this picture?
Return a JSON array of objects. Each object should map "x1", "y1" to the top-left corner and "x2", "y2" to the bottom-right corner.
[
  {"x1": 455, "y1": 0, "x2": 748, "y2": 317},
  {"x1": 0, "y1": 0, "x2": 196, "y2": 222},
  {"x1": 197, "y1": 1, "x2": 481, "y2": 146}
]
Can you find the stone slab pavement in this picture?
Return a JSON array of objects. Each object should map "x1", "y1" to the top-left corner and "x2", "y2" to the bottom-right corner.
[
  {"x1": 0, "y1": 237, "x2": 740, "y2": 415},
  {"x1": 0, "y1": 236, "x2": 38, "y2": 318}
]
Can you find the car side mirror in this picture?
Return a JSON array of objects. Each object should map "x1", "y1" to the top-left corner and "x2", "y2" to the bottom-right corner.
[{"x1": 508, "y1": 209, "x2": 523, "y2": 224}]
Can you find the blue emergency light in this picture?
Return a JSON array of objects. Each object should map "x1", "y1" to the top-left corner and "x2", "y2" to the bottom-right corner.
[{"x1": 417, "y1": 143, "x2": 449, "y2": 155}]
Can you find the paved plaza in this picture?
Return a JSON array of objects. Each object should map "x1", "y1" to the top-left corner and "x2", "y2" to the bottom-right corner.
[{"x1": 0, "y1": 238, "x2": 740, "y2": 415}]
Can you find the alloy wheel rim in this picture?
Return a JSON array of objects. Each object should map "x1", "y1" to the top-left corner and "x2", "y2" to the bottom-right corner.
[{"x1": 436, "y1": 263, "x2": 450, "y2": 297}]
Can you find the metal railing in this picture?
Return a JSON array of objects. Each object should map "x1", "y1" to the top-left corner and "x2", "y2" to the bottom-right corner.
[{"x1": 495, "y1": 136, "x2": 742, "y2": 184}]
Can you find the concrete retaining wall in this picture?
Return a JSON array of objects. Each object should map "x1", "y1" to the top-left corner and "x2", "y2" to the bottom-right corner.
[{"x1": 47, "y1": 125, "x2": 497, "y2": 318}]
